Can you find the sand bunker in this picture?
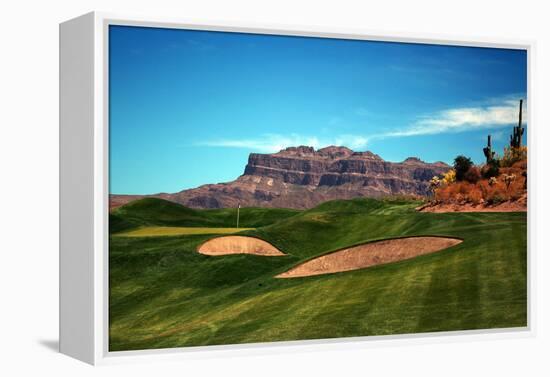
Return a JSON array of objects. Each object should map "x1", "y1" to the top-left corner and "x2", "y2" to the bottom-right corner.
[
  {"x1": 276, "y1": 236, "x2": 462, "y2": 278},
  {"x1": 197, "y1": 235, "x2": 285, "y2": 256}
]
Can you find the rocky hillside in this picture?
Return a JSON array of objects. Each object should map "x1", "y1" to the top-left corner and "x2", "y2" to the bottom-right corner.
[{"x1": 111, "y1": 146, "x2": 450, "y2": 209}]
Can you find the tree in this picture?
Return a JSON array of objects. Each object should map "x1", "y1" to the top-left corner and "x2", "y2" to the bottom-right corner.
[
  {"x1": 464, "y1": 166, "x2": 481, "y2": 184},
  {"x1": 453, "y1": 155, "x2": 473, "y2": 181},
  {"x1": 481, "y1": 158, "x2": 500, "y2": 179}
]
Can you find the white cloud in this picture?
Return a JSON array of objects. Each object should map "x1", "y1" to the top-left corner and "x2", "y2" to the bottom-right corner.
[
  {"x1": 382, "y1": 99, "x2": 527, "y2": 138},
  {"x1": 198, "y1": 133, "x2": 370, "y2": 153},
  {"x1": 196, "y1": 97, "x2": 526, "y2": 152}
]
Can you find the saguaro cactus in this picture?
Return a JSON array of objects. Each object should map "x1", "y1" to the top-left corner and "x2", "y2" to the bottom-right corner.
[
  {"x1": 510, "y1": 99, "x2": 525, "y2": 148},
  {"x1": 483, "y1": 135, "x2": 495, "y2": 163}
]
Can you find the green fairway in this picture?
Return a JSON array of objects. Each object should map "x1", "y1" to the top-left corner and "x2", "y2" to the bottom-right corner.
[
  {"x1": 109, "y1": 197, "x2": 527, "y2": 351},
  {"x1": 116, "y1": 226, "x2": 254, "y2": 237}
]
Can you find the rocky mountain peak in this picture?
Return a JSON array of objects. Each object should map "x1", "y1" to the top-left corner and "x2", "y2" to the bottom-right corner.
[
  {"x1": 402, "y1": 157, "x2": 424, "y2": 164},
  {"x1": 111, "y1": 146, "x2": 451, "y2": 210},
  {"x1": 317, "y1": 146, "x2": 354, "y2": 159},
  {"x1": 275, "y1": 146, "x2": 316, "y2": 157}
]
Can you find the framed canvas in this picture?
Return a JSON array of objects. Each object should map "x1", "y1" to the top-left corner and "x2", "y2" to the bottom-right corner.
[{"x1": 59, "y1": 12, "x2": 534, "y2": 365}]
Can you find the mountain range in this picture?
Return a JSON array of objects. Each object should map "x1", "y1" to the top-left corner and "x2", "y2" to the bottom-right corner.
[{"x1": 110, "y1": 146, "x2": 450, "y2": 210}]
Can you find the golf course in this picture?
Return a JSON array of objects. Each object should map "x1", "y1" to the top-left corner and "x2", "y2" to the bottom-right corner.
[{"x1": 109, "y1": 197, "x2": 527, "y2": 351}]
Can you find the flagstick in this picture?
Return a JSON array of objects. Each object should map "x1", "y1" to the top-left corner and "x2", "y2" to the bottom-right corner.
[{"x1": 237, "y1": 203, "x2": 240, "y2": 229}]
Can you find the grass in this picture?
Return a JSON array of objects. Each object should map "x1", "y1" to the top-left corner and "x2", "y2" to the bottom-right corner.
[
  {"x1": 109, "y1": 197, "x2": 527, "y2": 351},
  {"x1": 116, "y1": 226, "x2": 254, "y2": 237},
  {"x1": 109, "y1": 197, "x2": 299, "y2": 234}
]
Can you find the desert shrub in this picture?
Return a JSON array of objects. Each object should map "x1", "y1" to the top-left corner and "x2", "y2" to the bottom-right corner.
[
  {"x1": 509, "y1": 181, "x2": 525, "y2": 200},
  {"x1": 429, "y1": 175, "x2": 441, "y2": 187},
  {"x1": 458, "y1": 182, "x2": 471, "y2": 195},
  {"x1": 466, "y1": 186, "x2": 483, "y2": 204},
  {"x1": 502, "y1": 174, "x2": 517, "y2": 189},
  {"x1": 454, "y1": 155, "x2": 473, "y2": 181},
  {"x1": 481, "y1": 159, "x2": 500, "y2": 179},
  {"x1": 429, "y1": 176, "x2": 441, "y2": 197},
  {"x1": 464, "y1": 166, "x2": 481, "y2": 184},
  {"x1": 487, "y1": 194, "x2": 505, "y2": 205},
  {"x1": 501, "y1": 146, "x2": 527, "y2": 167},
  {"x1": 478, "y1": 180, "x2": 490, "y2": 197},
  {"x1": 512, "y1": 159, "x2": 527, "y2": 170},
  {"x1": 503, "y1": 174, "x2": 526, "y2": 200},
  {"x1": 454, "y1": 182, "x2": 479, "y2": 204},
  {"x1": 435, "y1": 182, "x2": 473, "y2": 203},
  {"x1": 485, "y1": 180, "x2": 510, "y2": 204},
  {"x1": 434, "y1": 185, "x2": 446, "y2": 201},
  {"x1": 434, "y1": 167, "x2": 526, "y2": 205},
  {"x1": 500, "y1": 166, "x2": 522, "y2": 176},
  {"x1": 441, "y1": 169, "x2": 456, "y2": 185},
  {"x1": 434, "y1": 184, "x2": 454, "y2": 202}
]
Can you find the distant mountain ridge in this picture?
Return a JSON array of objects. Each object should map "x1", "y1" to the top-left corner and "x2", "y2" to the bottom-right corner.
[{"x1": 110, "y1": 146, "x2": 450, "y2": 209}]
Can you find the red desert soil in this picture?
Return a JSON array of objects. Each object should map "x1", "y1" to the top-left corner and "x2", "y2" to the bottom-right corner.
[
  {"x1": 197, "y1": 235, "x2": 286, "y2": 256},
  {"x1": 417, "y1": 196, "x2": 527, "y2": 213},
  {"x1": 276, "y1": 236, "x2": 462, "y2": 278}
]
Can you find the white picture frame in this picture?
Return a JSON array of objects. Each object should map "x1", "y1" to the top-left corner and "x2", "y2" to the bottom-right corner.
[{"x1": 59, "y1": 11, "x2": 535, "y2": 365}]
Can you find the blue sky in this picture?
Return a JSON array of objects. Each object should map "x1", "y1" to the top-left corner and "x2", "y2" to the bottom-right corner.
[{"x1": 109, "y1": 25, "x2": 527, "y2": 195}]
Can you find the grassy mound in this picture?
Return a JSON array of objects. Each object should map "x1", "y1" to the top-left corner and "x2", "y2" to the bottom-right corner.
[
  {"x1": 204, "y1": 207, "x2": 300, "y2": 228},
  {"x1": 109, "y1": 198, "x2": 300, "y2": 234},
  {"x1": 110, "y1": 198, "x2": 212, "y2": 230}
]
